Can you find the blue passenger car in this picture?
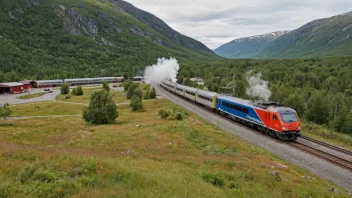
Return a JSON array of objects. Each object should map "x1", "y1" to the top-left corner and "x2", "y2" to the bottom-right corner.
[{"x1": 216, "y1": 96, "x2": 264, "y2": 126}]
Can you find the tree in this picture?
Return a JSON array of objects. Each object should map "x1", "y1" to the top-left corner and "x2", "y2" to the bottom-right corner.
[
  {"x1": 83, "y1": 90, "x2": 118, "y2": 124},
  {"x1": 72, "y1": 88, "x2": 77, "y2": 96},
  {"x1": 60, "y1": 84, "x2": 69, "y2": 94},
  {"x1": 133, "y1": 88, "x2": 143, "y2": 99},
  {"x1": 127, "y1": 84, "x2": 135, "y2": 99},
  {"x1": 123, "y1": 80, "x2": 133, "y2": 91},
  {"x1": 149, "y1": 87, "x2": 156, "y2": 99},
  {"x1": 342, "y1": 109, "x2": 352, "y2": 134},
  {"x1": 102, "y1": 81, "x2": 110, "y2": 92},
  {"x1": 306, "y1": 92, "x2": 330, "y2": 125},
  {"x1": 76, "y1": 86, "x2": 83, "y2": 96},
  {"x1": 130, "y1": 95, "x2": 144, "y2": 112},
  {"x1": 0, "y1": 103, "x2": 12, "y2": 119},
  {"x1": 143, "y1": 90, "x2": 150, "y2": 100},
  {"x1": 283, "y1": 93, "x2": 305, "y2": 116}
]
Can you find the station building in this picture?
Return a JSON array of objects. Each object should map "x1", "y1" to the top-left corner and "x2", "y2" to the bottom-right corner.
[{"x1": 0, "y1": 82, "x2": 32, "y2": 94}]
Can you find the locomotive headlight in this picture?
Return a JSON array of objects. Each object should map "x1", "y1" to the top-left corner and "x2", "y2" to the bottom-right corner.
[
  {"x1": 282, "y1": 127, "x2": 287, "y2": 131},
  {"x1": 298, "y1": 126, "x2": 301, "y2": 130}
]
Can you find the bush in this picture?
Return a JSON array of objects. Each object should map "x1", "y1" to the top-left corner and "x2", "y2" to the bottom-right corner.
[
  {"x1": 143, "y1": 90, "x2": 150, "y2": 100},
  {"x1": 0, "y1": 103, "x2": 12, "y2": 119},
  {"x1": 60, "y1": 84, "x2": 69, "y2": 94},
  {"x1": 149, "y1": 87, "x2": 156, "y2": 99},
  {"x1": 127, "y1": 84, "x2": 138, "y2": 99},
  {"x1": 17, "y1": 165, "x2": 37, "y2": 184},
  {"x1": 133, "y1": 88, "x2": 143, "y2": 99},
  {"x1": 0, "y1": 183, "x2": 12, "y2": 198},
  {"x1": 123, "y1": 80, "x2": 133, "y2": 91},
  {"x1": 176, "y1": 112, "x2": 183, "y2": 120},
  {"x1": 76, "y1": 86, "x2": 83, "y2": 96},
  {"x1": 71, "y1": 88, "x2": 77, "y2": 96},
  {"x1": 102, "y1": 81, "x2": 110, "y2": 92},
  {"x1": 130, "y1": 95, "x2": 144, "y2": 112},
  {"x1": 158, "y1": 110, "x2": 169, "y2": 119},
  {"x1": 83, "y1": 90, "x2": 118, "y2": 124},
  {"x1": 202, "y1": 173, "x2": 225, "y2": 187}
]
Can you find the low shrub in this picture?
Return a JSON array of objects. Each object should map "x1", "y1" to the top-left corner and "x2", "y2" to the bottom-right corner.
[
  {"x1": 201, "y1": 173, "x2": 225, "y2": 187},
  {"x1": 158, "y1": 110, "x2": 169, "y2": 119}
]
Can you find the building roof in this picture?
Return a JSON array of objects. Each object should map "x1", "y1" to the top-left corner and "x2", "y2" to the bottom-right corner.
[
  {"x1": 19, "y1": 80, "x2": 32, "y2": 84},
  {"x1": 0, "y1": 82, "x2": 23, "y2": 87}
]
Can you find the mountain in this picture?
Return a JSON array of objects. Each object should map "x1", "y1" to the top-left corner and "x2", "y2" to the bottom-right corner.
[
  {"x1": 214, "y1": 31, "x2": 289, "y2": 58},
  {"x1": 258, "y1": 11, "x2": 352, "y2": 58},
  {"x1": 215, "y1": 11, "x2": 352, "y2": 59},
  {"x1": 0, "y1": 0, "x2": 216, "y2": 81}
]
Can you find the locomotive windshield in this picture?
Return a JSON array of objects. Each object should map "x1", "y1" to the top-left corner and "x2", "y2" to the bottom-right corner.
[{"x1": 280, "y1": 113, "x2": 298, "y2": 123}]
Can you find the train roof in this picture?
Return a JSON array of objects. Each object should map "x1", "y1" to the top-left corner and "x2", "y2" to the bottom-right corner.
[
  {"x1": 197, "y1": 89, "x2": 218, "y2": 97},
  {"x1": 36, "y1": 80, "x2": 63, "y2": 83},
  {"x1": 217, "y1": 95, "x2": 252, "y2": 106}
]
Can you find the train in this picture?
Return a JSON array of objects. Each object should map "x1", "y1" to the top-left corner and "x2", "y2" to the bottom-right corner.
[
  {"x1": 160, "y1": 80, "x2": 301, "y2": 141},
  {"x1": 33, "y1": 77, "x2": 124, "y2": 88}
]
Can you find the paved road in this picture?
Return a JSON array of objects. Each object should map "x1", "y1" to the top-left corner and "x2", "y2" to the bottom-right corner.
[
  {"x1": 0, "y1": 88, "x2": 60, "y2": 106},
  {"x1": 154, "y1": 85, "x2": 352, "y2": 191}
]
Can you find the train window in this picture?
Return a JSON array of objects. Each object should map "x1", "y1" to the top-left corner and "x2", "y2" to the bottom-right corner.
[{"x1": 273, "y1": 115, "x2": 278, "y2": 120}]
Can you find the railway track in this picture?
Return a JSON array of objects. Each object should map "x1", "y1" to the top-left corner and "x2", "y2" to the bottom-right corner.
[
  {"x1": 300, "y1": 136, "x2": 352, "y2": 156},
  {"x1": 158, "y1": 85, "x2": 352, "y2": 171},
  {"x1": 290, "y1": 141, "x2": 352, "y2": 171}
]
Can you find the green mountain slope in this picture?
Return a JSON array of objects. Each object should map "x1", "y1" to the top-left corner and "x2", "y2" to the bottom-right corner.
[
  {"x1": 258, "y1": 11, "x2": 352, "y2": 58},
  {"x1": 214, "y1": 31, "x2": 289, "y2": 58},
  {"x1": 0, "y1": 0, "x2": 217, "y2": 81}
]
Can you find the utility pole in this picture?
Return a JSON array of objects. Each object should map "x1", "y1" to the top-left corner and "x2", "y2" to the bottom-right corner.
[{"x1": 233, "y1": 74, "x2": 235, "y2": 97}]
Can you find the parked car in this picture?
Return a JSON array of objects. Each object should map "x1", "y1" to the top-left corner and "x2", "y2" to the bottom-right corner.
[
  {"x1": 113, "y1": 84, "x2": 117, "y2": 88},
  {"x1": 44, "y1": 88, "x2": 50, "y2": 91}
]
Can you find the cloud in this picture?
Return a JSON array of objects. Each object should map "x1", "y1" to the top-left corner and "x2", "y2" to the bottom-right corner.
[{"x1": 125, "y1": 0, "x2": 352, "y2": 49}]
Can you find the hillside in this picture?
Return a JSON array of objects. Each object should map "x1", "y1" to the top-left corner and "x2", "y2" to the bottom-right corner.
[
  {"x1": 215, "y1": 11, "x2": 352, "y2": 59},
  {"x1": 259, "y1": 11, "x2": 352, "y2": 58},
  {"x1": 214, "y1": 31, "x2": 289, "y2": 58},
  {"x1": 0, "y1": 0, "x2": 217, "y2": 82}
]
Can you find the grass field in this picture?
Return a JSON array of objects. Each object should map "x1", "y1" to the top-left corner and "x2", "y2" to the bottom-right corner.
[
  {"x1": 302, "y1": 122, "x2": 352, "y2": 150},
  {"x1": 0, "y1": 99, "x2": 349, "y2": 197},
  {"x1": 17, "y1": 92, "x2": 47, "y2": 100},
  {"x1": 56, "y1": 87, "x2": 130, "y2": 104},
  {"x1": 11, "y1": 102, "x2": 85, "y2": 117}
]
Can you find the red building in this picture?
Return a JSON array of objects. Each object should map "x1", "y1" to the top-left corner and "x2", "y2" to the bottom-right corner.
[{"x1": 0, "y1": 82, "x2": 32, "y2": 94}]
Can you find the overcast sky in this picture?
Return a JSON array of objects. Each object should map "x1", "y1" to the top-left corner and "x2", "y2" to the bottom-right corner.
[{"x1": 125, "y1": 0, "x2": 352, "y2": 49}]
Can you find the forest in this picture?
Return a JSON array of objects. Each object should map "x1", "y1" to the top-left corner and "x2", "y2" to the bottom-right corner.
[{"x1": 176, "y1": 57, "x2": 352, "y2": 135}]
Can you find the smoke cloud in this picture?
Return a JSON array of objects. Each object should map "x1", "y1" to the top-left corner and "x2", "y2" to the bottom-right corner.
[
  {"x1": 144, "y1": 57, "x2": 180, "y2": 84},
  {"x1": 245, "y1": 71, "x2": 272, "y2": 101}
]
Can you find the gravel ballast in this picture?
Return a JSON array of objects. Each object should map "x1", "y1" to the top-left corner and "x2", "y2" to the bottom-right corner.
[{"x1": 155, "y1": 85, "x2": 352, "y2": 191}]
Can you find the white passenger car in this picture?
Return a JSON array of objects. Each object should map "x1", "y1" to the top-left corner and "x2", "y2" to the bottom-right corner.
[
  {"x1": 184, "y1": 86, "x2": 198, "y2": 102},
  {"x1": 175, "y1": 84, "x2": 186, "y2": 97},
  {"x1": 169, "y1": 82, "x2": 177, "y2": 93},
  {"x1": 196, "y1": 90, "x2": 218, "y2": 109}
]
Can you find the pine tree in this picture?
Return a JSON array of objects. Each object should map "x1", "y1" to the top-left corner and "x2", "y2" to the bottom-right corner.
[
  {"x1": 143, "y1": 90, "x2": 150, "y2": 100},
  {"x1": 127, "y1": 84, "x2": 135, "y2": 99},
  {"x1": 60, "y1": 84, "x2": 69, "y2": 94},
  {"x1": 133, "y1": 88, "x2": 143, "y2": 99},
  {"x1": 0, "y1": 103, "x2": 12, "y2": 119},
  {"x1": 76, "y1": 86, "x2": 84, "y2": 96},
  {"x1": 149, "y1": 87, "x2": 156, "y2": 99},
  {"x1": 130, "y1": 95, "x2": 144, "y2": 112},
  {"x1": 83, "y1": 90, "x2": 118, "y2": 124},
  {"x1": 102, "y1": 81, "x2": 110, "y2": 92}
]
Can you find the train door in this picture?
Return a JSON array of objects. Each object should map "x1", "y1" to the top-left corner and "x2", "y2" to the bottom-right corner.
[{"x1": 271, "y1": 113, "x2": 281, "y2": 131}]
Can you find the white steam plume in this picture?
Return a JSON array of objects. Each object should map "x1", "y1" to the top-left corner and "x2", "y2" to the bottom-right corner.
[
  {"x1": 245, "y1": 71, "x2": 272, "y2": 101},
  {"x1": 144, "y1": 57, "x2": 180, "y2": 84}
]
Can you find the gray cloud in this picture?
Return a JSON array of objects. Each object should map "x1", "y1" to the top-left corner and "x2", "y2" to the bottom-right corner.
[{"x1": 125, "y1": 0, "x2": 352, "y2": 49}]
